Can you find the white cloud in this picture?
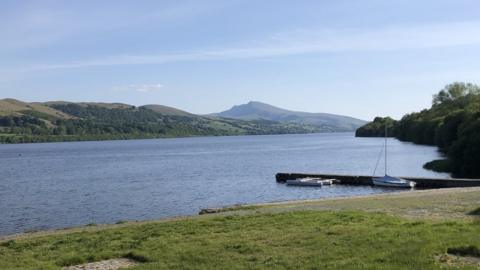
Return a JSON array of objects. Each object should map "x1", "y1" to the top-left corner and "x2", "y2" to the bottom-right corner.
[{"x1": 113, "y1": 83, "x2": 163, "y2": 93}]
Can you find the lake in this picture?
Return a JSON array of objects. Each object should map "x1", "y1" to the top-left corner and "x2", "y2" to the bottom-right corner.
[{"x1": 0, "y1": 133, "x2": 448, "y2": 235}]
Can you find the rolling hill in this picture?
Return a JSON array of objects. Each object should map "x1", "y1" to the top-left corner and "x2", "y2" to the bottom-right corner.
[
  {"x1": 0, "y1": 99, "x2": 327, "y2": 143},
  {"x1": 0, "y1": 99, "x2": 72, "y2": 119},
  {"x1": 212, "y1": 101, "x2": 366, "y2": 131},
  {"x1": 140, "y1": 104, "x2": 192, "y2": 116}
]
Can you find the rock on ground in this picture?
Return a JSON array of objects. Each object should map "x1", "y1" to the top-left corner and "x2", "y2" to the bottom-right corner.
[{"x1": 63, "y1": 258, "x2": 138, "y2": 270}]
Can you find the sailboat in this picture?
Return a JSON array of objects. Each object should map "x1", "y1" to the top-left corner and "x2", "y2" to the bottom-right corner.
[{"x1": 372, "y1": 126, "x2": 416, "y2": 188}]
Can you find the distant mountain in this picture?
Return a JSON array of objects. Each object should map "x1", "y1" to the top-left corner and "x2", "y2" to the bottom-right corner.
[
  {"x1": 0, "y1": 99, "x2": 325, "y2": 143},
  {"x1": 212, "y1": 101, "x2": 366, "y2": 131}
]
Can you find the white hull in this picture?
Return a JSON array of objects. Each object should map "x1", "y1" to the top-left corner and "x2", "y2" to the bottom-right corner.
[
  {"x1": 373, "y1": 175, "x2": 416, "y2": 188},
  {"x1": 286, "y1": 178, "x2": 335, "y2": 187}
]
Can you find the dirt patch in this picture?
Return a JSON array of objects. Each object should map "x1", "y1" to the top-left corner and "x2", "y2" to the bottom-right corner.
[
  {"x1": 437, "y1": 254, "x2": 480, "y2": 268},
  {"x1": 62, "y1": 258, "x2": 138, "y2": 270},
  {"x1": 437, "y1": 245, "x2": 480, "y2": 268}
]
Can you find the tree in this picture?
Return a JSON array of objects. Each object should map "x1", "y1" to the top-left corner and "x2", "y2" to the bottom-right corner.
[
  {"x1": 433, "y1": 82, "x2": 480, "y2": 106},
  {"x1": 355, "y1": 117, "x2": 397, "y2": 137}
]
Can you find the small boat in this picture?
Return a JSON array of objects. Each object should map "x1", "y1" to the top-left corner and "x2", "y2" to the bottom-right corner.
[
  {"x1": 372, "y1": 126, "x2": 416, "y2": 188},
  {"x1": 286, "y1": 178, "x2": 335, "y2": 187},
  {"x1": 373, "y1": 175, "x2": 416, "y2": 188}
]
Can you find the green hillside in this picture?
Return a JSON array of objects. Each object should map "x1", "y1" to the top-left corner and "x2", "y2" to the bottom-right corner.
[
  {"x1": 356, "y1": 82, "x2": 480, "y2": 178},
  {"x1": 0, "y1": 99, "x2": 72, "y2": 119},
  {"x1": 0, "y1": 99, "x2": 324, "y2": 143},
  {"x1": 139, "y1": 104, "x2": 192, "y2": 116}
]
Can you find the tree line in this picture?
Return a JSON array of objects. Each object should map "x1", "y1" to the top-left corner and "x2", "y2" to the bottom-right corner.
[{"x1": 356, "y1": 82, "x2": 480, "y2": 178}]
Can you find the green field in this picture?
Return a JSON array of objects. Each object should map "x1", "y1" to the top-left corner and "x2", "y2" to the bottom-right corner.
[{"x1": 1, "y1": 188, "x2": 479, "y2": 269}]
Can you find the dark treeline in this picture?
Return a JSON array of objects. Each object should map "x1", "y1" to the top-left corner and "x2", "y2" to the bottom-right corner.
[
  {"x1": 0, "y1": 103, "x2": 321, "y2": 144},
  {"x1": 356, "y1": 82, "x2": 480, "y2": 178},
  {"x1": 354, "y1": 117, "x2": 396, "y2": 137}
]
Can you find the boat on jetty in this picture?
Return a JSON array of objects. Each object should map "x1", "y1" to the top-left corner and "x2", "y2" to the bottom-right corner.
[
  {"x1": 373, "y1": 175, "x2": 416, "y2": 188},
  {"x1": 372, "y1": 126, "x2": 416, "y2": 188},
  {"x1": 286, "y1": 178, "x2": 335, "y2": 187}
]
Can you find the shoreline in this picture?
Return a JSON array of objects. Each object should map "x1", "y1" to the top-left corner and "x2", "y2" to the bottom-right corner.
[
  {"x1": 2, "y1": 186, "x2": 479, "y2": 269},
  {"x1": 0, "y1": 131, "x2": 346, "y2": 145},
  {"x1": 3, "y1": 186, "x2": 479, "y2": 242}
]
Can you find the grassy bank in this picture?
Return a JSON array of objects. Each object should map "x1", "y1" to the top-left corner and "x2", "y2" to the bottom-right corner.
[{"x1": 1, "y1": 188, "x2": 479, "y2": 269}]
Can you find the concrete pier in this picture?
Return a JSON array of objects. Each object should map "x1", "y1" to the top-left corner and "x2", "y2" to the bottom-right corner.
[{"x1": 276, "y1": 173, "x2": 480, "y2": 188}]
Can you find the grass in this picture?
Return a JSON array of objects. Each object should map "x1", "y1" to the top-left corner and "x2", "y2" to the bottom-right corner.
[
  {"x1": 247, "y1": 187, "x2": 480, "y2": 221},
  {"x1": 1, "y1": 188, "x2": 480, "y2": 269}
]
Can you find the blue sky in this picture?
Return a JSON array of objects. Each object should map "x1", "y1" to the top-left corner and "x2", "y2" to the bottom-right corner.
[{"x1": 1, "y1": 0, "x2": 480, "y2": 120}]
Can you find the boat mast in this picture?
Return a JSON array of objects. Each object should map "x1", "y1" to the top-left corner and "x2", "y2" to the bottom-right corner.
[{"x1": 385, "y1": 125, "x2": 387, "y2": 176}]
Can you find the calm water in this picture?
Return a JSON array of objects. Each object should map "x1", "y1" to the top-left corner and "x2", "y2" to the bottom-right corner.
[{"x1": 0, "y1": 133, "x2": 448, "y2": 235}]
